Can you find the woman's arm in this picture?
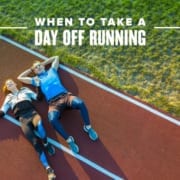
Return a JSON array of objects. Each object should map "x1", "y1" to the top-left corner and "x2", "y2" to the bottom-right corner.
[
  {"x1": 0, "y1": 96, "x2": 11, "y2": 117},
  {"x1": 0, "y1": 110, "x2": 5, "y2": 118}
]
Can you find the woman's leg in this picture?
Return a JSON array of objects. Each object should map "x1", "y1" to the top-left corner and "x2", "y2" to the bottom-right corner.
[
  {"x1": 32, "y1": 114, "x2": 46, "y2": 140},
  {"x1": 21, "y1": 121, "x2": 56, "y2": 179},
  {"x1": 32, "y1": 114, "x2": 55, "y2": 156},
  {"x1": 21, "y1": 121, "x2": 49, "y2": 168}
]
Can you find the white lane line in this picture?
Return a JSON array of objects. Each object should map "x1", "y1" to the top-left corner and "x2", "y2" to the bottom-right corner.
[
  {"x1": 1, "y1": 35, "x2": 124, "y2": 179},
  {"x1": 4, "y1": 115, "x2": 123, "y2": 180},
  {"x1": 0, "y1": 35, "x2": 179, "y2": 126},
  {"x1": 0, "y1": 27, "x2": 28, "y2": 29},
  {"x1": 60, "y1": 65, "x2": 180, "y2": 126},
  {"x1": 154, "y1": 27, "x2": 180, "y2": 29}
]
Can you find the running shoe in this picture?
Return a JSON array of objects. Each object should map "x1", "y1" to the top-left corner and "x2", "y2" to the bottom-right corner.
[
  {"x1": 83, "y1": 126, "x2": 98, "y2": 141},
  {"x1": 46, "y1": 166, "x2": 56, "y2": 180},
  {"x1": 66, "y1": 136, "x2": 79, "y2": 153},
  {"x1": 44, "y1": 143, "x2": 55, "y2": 156}
]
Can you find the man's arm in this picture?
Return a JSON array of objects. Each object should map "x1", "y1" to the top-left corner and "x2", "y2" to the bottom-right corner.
[
  {"x1": 42, "y1": 56, "x2": 59, "y2": 70},
  {"x1": 41, "y1": 56, "x2": 59, "y2": 68},
  {"x1": 51, "y1": 56, "x2": 59, "y2": 70},
  {"x1": 17, "y1": 56, "x2": 59, "y2": 84},
  {"x1": 17, "y1": 69, "x2": 33, "y2": 84}
]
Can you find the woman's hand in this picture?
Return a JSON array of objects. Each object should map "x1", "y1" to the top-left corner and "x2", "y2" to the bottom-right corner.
[{"x1": 0, "y1": 110, "x2": 5, "y2": 118}]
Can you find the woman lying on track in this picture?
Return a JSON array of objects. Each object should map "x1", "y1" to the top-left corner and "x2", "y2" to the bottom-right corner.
[{"x1": 0, "y1": 79, "x2": 56, "y2": 180}]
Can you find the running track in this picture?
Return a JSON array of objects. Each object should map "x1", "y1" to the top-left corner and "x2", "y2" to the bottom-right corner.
[{"x1": 0, "y1": 36, "x2": 179, "y2": 180}]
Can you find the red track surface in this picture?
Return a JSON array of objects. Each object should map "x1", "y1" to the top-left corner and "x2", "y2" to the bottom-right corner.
[{"x1": 0, "y1": 39, "x2": 180, "y2": 180}]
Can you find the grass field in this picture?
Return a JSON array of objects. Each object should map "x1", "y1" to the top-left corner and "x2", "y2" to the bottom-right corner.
[{"x1": 0, "y1": 0, "x2": 179, "y2": 117}]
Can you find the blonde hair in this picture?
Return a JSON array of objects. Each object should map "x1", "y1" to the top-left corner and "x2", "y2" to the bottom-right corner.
[
  {"x1": 31, "y1": 61, "x2": 41, "y2": 70},
  {"x1": 2, "y1": 79, "x2": 21, "y2": 95},
  {"x1": 2, "y1": 79, "x2": 12, "y2": 95}
]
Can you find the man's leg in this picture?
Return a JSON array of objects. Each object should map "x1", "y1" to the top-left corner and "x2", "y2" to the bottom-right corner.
[
  {"x1": 48, "y1": 110, "x2": 79, "y2": 153},
  {"x1": 70, "y1": 96, "x2": 98, "y2": 141},
  {"x1": 70, "y1": 96, "x2": 90, "y2": 125}
]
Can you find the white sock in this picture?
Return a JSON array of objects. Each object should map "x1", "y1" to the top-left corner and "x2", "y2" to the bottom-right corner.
[
  {"x1": 66, "y1": 136, "x2": 73, "y2": 143},
  {"x1": 85, "y1": 125, "x2": 91, "y2": 130}
]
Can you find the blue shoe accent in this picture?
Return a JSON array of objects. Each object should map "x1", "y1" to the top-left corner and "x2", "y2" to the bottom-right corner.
[
  {"x1": 67, "y1": 136, "x2": 79, "y2": 153},
  {"x1": 83, "y1": 126, "x2": 98, "y2": 141},
  {"x1": 44, "y1": 143, "x2": 55, "y2": 156}
]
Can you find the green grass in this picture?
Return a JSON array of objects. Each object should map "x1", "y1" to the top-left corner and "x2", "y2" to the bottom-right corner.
[{"x1": 0, "y1": 0, "x2": 179, "y2": 117}]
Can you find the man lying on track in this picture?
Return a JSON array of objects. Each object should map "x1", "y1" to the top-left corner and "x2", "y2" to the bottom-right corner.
[{"x1": 18, "y1": 56, "x2": 98, "y2": 153}]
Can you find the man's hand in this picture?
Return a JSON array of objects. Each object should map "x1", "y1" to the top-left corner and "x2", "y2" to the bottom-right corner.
[{"x1": 34, "y1": 76, "x2": 40, "y2": 86}]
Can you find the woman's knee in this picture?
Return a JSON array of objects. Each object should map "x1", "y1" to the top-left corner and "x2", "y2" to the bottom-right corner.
[
  {"x1": 36, "y1": 120, "x2": 46, "y2": 139},
  {"x1": 32, "y1": 114, "x2": 41, "y2": 127},
  {"x1": 33, "y1": 139, "x2": 43, "y2": 155}
]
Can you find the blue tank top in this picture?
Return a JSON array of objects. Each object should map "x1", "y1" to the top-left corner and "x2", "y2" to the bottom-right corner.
[{"x1": 35, "y1": 68, "x2": 67, "y2": 101}]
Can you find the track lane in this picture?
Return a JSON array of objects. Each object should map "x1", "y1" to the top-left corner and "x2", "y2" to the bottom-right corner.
[{"x1": 0, "y1": 37, "x2": 180, "y2": 180}]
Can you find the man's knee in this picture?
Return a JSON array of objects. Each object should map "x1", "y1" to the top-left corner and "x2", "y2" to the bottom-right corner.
[
  {"x1": 48, "y1": 111, "x2": 60, "y2": 124},
  {"x1": 71, "y1": 97, "x2": 85, "y2": 109}
]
